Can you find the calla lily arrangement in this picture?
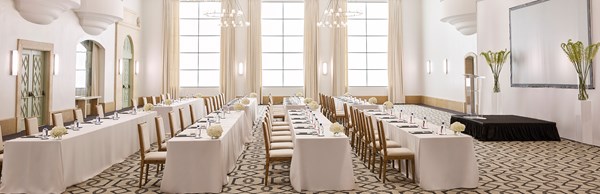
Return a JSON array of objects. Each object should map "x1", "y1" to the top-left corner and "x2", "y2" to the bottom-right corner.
[
  {"x1": 560, "y1": 39, "x2": 600, "y2": 100},
  {"x1": 481, "y1": 49, "x2": 511, "y2": 93}
]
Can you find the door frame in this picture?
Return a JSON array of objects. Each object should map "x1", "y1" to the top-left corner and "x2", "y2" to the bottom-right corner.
[
  {"x1": 15, "y1": 39, "x2": 55, "y2": 131},
  {"x1": 463, "y1": 52, "x2": 478, "y2": 114}
]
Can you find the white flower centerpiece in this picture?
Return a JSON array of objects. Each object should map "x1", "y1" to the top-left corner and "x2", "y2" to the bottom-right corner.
[
  {"x1": 295, "y1": 92, "x2": 304, "y2": 97},
  {"x1": 383, "y1": 101, "x2": 394, "y2": 114},
  {"x1": 164, "y1": 99, "x2": 173, "y2": 106},
  {"x1": 450, "y1": 121, "x2": 466, "y2": 135},
  {"x1": 344, "y1": 92, "x2": 351, "y2": 97},
  {"x1": 143, "y1": 103, "x2": 154, "y2": 111},
  {"x1": 193, "y1": 93, "x2": 203, "y2": 98},
  {"x1": 330, "y1": 122, "x2": 345, "y2": 136},
  {"x1": 233, "y1": 103, "x2": 245, "y2": 111},
  {"x1": 207, "y1": 124, "x2": 223, "y2": 139},
  {"x1": 308, "y1": 101, "x2": 319, "y2": 111},
  {"x1": 304, "y1": 97, "x2": 313, "y2": 104},
  {"x1": 50, "y1": 126, "x2": 68, "y2": 140},
  {"x1": 249, "y1": 92, "x2": 258, "y2": 98},
  {"x1": 241, "y1": 98, "x2": 250, "y2": 105},
  {"x1": 368, "y1": 97, "x2": 378, "y2": 104}
]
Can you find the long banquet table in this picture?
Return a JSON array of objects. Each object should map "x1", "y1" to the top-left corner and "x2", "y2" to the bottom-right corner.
[
  {"x1": 153, "y1": 98, "x2": 205, "y2": 134},
  {"x1": 0, "y1": 111, "x2": 157, "y2": 194},
  {"x1": 365, "y1": 109, "x2": 479, "y2": 190},
  {"x1": 285, "y1": 107, "x2": 355, "y2": 192},
  {"x1": 160, "y1": 98, "x2": 255, "y2": 193}
]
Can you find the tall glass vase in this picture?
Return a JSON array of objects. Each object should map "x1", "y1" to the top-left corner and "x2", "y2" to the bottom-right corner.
[
  {"x1": 578, "y1": 75, "x2": 589, "y2": 101},
  {"x1": 493, "y1": 74, "x2": 500, "y2": 93}
]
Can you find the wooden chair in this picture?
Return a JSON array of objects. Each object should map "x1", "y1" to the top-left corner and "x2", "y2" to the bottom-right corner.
[
  {"x1": 0, "y1": 126, "x2": 4, "y2": 174},
  {"x1": 263, "y1": 117, "x2": 292, "y2": 143},
  {"x1": 211, "y1": 96, "x2": 219, "y2": 111},
  {"x1": 25, "y1": 117, "x2": 39, "y2": 136},
  {"x1": 264, "y1": 114, "x2": 291, "y2": 136},
  {"x1": 203, "y1": 97, "x2": 212, "y2": 114},
  {"x1": 167, "y1": 93, "x2": 172, "y2": 100},
  {"x1": 189, "y1": 104, "x2": 199, "y2": 123},
  {"x1": 96, "y1": 105, "x2": 105, "y2": 118},
  {"x1": 168, "y1": 111, "x2": 179, "y2": 136},
  {"x1": 330, "y1": 97, "x2": 346, "y2": 124},
  {"x1": 261, "y1": 121, "x2": 293, "y2": 186},
  {"x1": 142, "y1": 97, "x2": 148, "y2": 106},
  {"x1": 73, "y1": 109, "x2": 84, "y2": 123},
  {"x1": 377, "y1": 120, "x2": 415, "y2": 183},
  {"x1": 265, "y1": 106, "x2": 287, "y2": 126},
  {"x1": 137, "y1": 122, "x2": 167, "y2": 187},
  {"x1": 52, "y1": 113, "x2": 64, "y2": 127},
  {"x1": 161, "y1": 94, "x2": 167, "y2": 103},
  {"x1": 132, "y1": 99, "x2": 139, "y2": 108},
  {"x1": 178, "y1": 108, "x2": 191, "y2": 130},
  {"x1": 261, "y1": 117, "x2": 293, "y2": 150},
  {"x1": 151, "y1": 96, "x2": 157, "y2": 105},
  {"x1": 367, "y1": 116, "x2": 401, "y2": 172},
  {"x1": 155, "y1": 116, "x2": 167, "y2": 152}
]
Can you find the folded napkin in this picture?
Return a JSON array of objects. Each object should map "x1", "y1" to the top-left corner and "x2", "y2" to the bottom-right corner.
[
  {"x1": 409, "y1": 131, "x2": 433, "y2": 134},
  {"x1": 175, "y1": 134, "x2": 191, "y2": 137},
  {"x1": 387, "y1": 120, "x2": 407, "y2": 123},
  {"x1": 295, "y1": 125, "x2": 313, "y2": 129},
  {"x1": 378, "y1": 116, "x2": 396, "y2": 119},
  {"x1": 293, "y1": 121, "x2": 310, "y2": 124},
  {"x1": 291, "y1": 117, "x2": 307, "y2": 120},
  {"x1": 22, "y1": 135, "x2": 40, "y2": 138},
  {"x1": 397, "y1": 124, "x2": 419, "y2": 128}
]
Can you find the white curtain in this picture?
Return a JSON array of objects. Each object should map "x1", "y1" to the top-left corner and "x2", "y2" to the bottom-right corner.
[
  {"x1": 332, "y1": 0, "x2": 348, "y2": 96},
  {"x1": 388, "y1": 0, "x2": 405, "y2": 103},
  {"x1": 246, "y1": 0, "x2": 263, "y2": 103},
  {"x1": 162, "y1": 0, "x2": 180, "y2": 98},
  {"x1": 304, "y1": 0, "x2": 319, "y2": 100},
  {"x1": 220, "y1": 0, "x2": 237, "y2": 101}
]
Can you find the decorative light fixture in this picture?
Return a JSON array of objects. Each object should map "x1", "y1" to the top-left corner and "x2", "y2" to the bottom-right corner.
[
  {"x1": 53, "y1": 54, "x2": 60, "y2": 75},
  {"x1": 135, "y1": 60, "x2": 140, "y2": 75},
  {"x1": 322, "y1": 62, "x2": 328, "y2": 75},
  {"x1": 118, "y1": 59, "x2": 123, "y2": 75},
  {"x1": 317, "y1": 0, "x2": 362, "y2": 28},
  {"x1": 426, "y1": 60, "x2": 432, "y2": 74},
  {"x1": 204, "y1": 0, "x2": 250, "y2": 28},
  {"x1": 238, "y1": 62, "x2": 244, "y2": 75},
  {"x1": 11, "y1": 50, "x2": 19, "y2": 76},
  {"x1": 444, "y1": 58, "x2": 449, "y2": 74}
]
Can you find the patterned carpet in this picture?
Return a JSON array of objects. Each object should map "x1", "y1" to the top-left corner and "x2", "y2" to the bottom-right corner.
[{"x1": 64, "y1": 105, "x2": 600, "y2": 193}]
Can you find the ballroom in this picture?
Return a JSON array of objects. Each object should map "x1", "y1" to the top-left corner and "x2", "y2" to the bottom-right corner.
[{"x1": 0, "y1": 0, "x2": 598, "y2": 193}]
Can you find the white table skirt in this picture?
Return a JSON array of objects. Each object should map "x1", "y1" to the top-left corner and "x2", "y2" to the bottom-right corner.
[
  {"x1": 288, "y1": 110, "x2": 355, "y2": 192},
  {"x1": 366, "y1": 111, "x2": 479, "y2": 190},
  {"x1": 154, "y1": 98, "x2": 205, "y2": 134},
  {"x1": 161, "y1": 109, "x2": 250, "y2": 193},
  {"x1": 0, "y1": 111, "x2": 157, "y2": 194}
]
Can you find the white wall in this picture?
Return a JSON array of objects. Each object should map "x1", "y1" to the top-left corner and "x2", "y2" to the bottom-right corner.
[
  {"x1": 140, "y1": 0, "x2": 164, "y2": 97},
  {"x1": 477, "y1": 0, "x2": 600, "y2": 145},
  {"x1": 0, "y1": 0, "x2": 141, "y2": 121},
  {"x1": 421, "y1": 0, "x2": 477, "y2": 103},
  {"x1": 401, "y1": 0, "x2": 424, "y2": 97}
]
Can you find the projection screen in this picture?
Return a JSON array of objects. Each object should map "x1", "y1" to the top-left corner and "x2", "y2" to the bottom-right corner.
[{"x1": 509, "y1": 0, "x2": 592, "y2": 89}]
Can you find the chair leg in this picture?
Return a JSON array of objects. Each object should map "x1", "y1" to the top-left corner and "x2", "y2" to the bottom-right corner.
[
  {"x1": 264, "y1": 161, "x2": 270, "y2": 186},
  {"x1": 156, "y1": 164, "x2": 160, "y2": 174},
  {"x1": 411, "y1": 159, "x2": 416, "y2": 183},
  {"x1": 145, "y1": 164, "x2": 150, "y2": 184},
  {"x1": 378, "y1": 157, "x2": 384, "y2": 179},
  {"x1": 138, "y1": 162, "x2": 144, "y2": 188},
  {"x1": 382, "y1": 159, "x2": 387, "y2": 183}
]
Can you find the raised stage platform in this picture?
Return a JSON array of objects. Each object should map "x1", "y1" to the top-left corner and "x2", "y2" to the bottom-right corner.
[{"x1": 450, "y1": 115, "x2": 561, "y2": 141}]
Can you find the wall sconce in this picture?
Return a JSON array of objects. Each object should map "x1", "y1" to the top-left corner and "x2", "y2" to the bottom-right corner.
[
  {"x1": 53, "y1": 54, "x2": 60, "y2": 75},
  {"x1": 118, "y1": 59, "x2": 123, "y2": 75},
  {"x1": 11, "y1": 50, "x2": 19, "y2": 76},
  {"x1": 426, "y1": 60, "x2": 431, "y2": 74},
  {"x1": 238, "y1": 62, "x2": 244, "y2": 75},
  {"x1": 443, "y1": 58, "x2": 449, "y2": 75},
  {"x1": 135, "y1": 60, "x2": 139, "y2": 75},
  {"x1": 322, "y1": 62, "x2": 328, "y2": 75}
]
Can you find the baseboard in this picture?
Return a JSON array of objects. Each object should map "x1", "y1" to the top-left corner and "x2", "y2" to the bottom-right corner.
[{"x1": 405, "y1": 95, "x2": 465, "y2": 113}]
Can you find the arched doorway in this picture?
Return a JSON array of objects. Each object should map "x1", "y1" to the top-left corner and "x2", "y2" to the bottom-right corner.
[
  {"x1": 121, "y1": 36, "x2": 134, "y2": 108},
  {"x1": 464, "y1": 52, "x2": 479, "y2": 114}
]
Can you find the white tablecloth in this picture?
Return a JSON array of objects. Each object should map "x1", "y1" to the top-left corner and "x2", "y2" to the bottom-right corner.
[
  {"x1": 334, "y1": 97, "x2": 378, "y2": 111},
  {"x1": 367, "y1": 111, "x2": 479, "y2": 190},
  {"x1": 154, "y1": 98, "x2": 205, "y2": 134},
  {"x1": 287, "y1": 110, "x2": 355, "y2": 192},
  {"x1": 0, "y1": 111, "x2": 157, "y2": 194},
  {"x1": 160, "y1": 108, "x2": 251, "y2": 193}
]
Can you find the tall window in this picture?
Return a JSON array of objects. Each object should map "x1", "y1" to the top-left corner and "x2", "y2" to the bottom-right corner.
[
  {"x1": 75, "y1": 42, "x2": 88, "y2": 96},
  {"x1": 347, "y1": 1, "x2": 388, "y2": 87},
  {"x1": 179, "y1": 1, "x2": 221, "y2": 87},
  {"x1": 261, "y1": 1, "x2": 304, "y2": 87}
]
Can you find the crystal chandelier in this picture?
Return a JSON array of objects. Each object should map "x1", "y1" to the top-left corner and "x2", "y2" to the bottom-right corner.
[
  {"x1": 204, "y1": 0, "x2": 250, "y2": 28},
  {"x1": 317, "y1": 0, "x2": 362, "y2": 28}
]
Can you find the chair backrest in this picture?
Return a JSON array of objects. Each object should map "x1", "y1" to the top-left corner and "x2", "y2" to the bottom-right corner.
[
  {"x1": 151, "y1": 96, "x2": 157, "y2": 105},
  {"x1": 220, "y1": 93, "x2": 225, "y2": 106},
  {"x1": 142, "y1": 97, "x2": 148, "y2": 106},
  {"x1": 189, "y1": 104, "x2": 197, "y2": 123},
  {"x1": 355, "y1": 110, "x2": 365, "y2": 139},
  {"x1": 366, "y1": 115, "x2": 378, "y2": 148},
  {"x1": 96, "y1": 104, "x2": 105, "y2": 118},
  {"x1": 268, "y1": 94, "x2": 274, "y2": 105},
  {"x1": 168, "y1": 111, "x2": 178, "y2": 135},
  {"x1": 25, "y1": 117, "x2": 39, "y2": 136},
  {"x1": 131, "y1": 99, "x2": 138, "y2": 108},
  {"x1": 137, "y1": 122, "x2": 149, "y2": 160},
  {"x1": 73, "y1": 109, "x2": 84, "y2": 123},
  {"x1": 204, "y1": 97, "x2": 212, "y2": 114},
  {"x1": 167, "y1": 93, "x2": 172, "y2": 100},
  {"x1": 161, "y1": 94, "x2": 167, "y2": 102},
  {"x1": 211, "y1": 96, "x2": 218, "y2": 111},
  {"x1": 155, "y1": 116, "x2": 166, "y2": 150},
  {"x1": 343, "y1": 103, "x2": 353, "y2": 128},
  {"x1": 329, "y1": 96, "x2": 337, "y2": 116},
  {"x1": 377, "y1": 120, "x2": 389, "y2": 155},
  {"x1": 52, "y1": 113, "x2": 64, "y2": 127},
  {"x1": 261, "y1": 121, "x2": 272, "y2": 158},
  {"x1": 0, "y1": 126, "x2": 4, "y2": 152},
  {"x1": 178, "y1": 108, "x2": 190, "y2": 129}
]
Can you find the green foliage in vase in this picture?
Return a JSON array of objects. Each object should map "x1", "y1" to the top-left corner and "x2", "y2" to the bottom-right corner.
[
  {"x1": 480, "y1": 49, "x2": 511, "y2": 93},
  {"x1": 560, "y1": 39, "x2": 600, "y2": 100}
]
